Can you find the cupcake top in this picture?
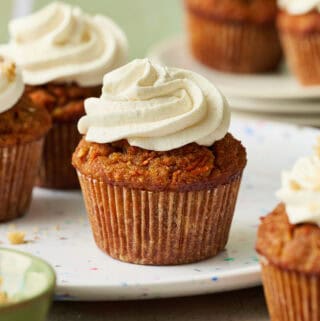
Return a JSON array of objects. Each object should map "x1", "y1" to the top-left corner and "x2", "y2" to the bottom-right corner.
[
  {"x1": 0, "y1": 56, "x2": 24, "y2": 114},
  {"x1": 277, "y1": 141, "x2": 320, "y2": 226},
  {"x1": 278, "y1": 0, "x2": 320, "y2": 15},
  {"x1": 185, "y1": 0, "x2": 278, "y2": 24},
  {"x1": 1, "y1": 1, "x2": 128, "y2": 87},
  {"x1": 256, "y1": 140, "x2": 320, "y2": 274},
  {"x1": 256, "y1": 204, "x2": 320, "y2": 274},
  {"x1": 25, "y1": 83, "x2": 101, "y2": 123},
  {"x1": 78, "y1": 59, "x2": 230, "y2": 151},
  {"x1": 73, "y1": 59, "x2": 247, "y2": 191},
  {"x1": 0, "y1": 56, "x2": 51, "y2": 146}
]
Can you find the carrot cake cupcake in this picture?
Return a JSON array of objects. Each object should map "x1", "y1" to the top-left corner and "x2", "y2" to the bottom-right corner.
[
  {"x1": 72, "y1": 59, "x2": 247, "y2": 265},
  {"x1": 0, "y1": 56, "x2": 51, "y2": 221},
  {"x1": 184, "y1": 0, "x2": 282, "y2": 73},
  {"x1": 278, "y1": 0, "x2": 320, "y2": 85},
  {"x1": 2, "y1": 2, "x2": 128, "y2": 189},
  {"x1": 256, "y1": 139, "x2": 320, "y2": 320}
]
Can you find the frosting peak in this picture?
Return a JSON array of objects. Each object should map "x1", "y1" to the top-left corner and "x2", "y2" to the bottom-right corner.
[
  {"x1": 0, "y1": 56, "x2": 24, "y2": 114},
  {"x1": 78, "y1": 59, "x2": 230, "y2": 151},
  {"x1": 3, "y1": 2, "x2": 128, "y2": 86},
  {"x1": 277, "y1": 140, "x2": 320, "y2": 225},
  {"x1": 278, "y1": 0, "x2": 320, "y2": 15}
]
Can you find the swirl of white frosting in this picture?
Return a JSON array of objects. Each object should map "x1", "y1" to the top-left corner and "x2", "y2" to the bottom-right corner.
[
  {"x1": 277, "y1": 146, "x2": 320, "y2": 225},
  {"x1": 3, "y1": 2, "x2": 128, "y2": 86},
  {"x1": 78, "y1": 59, "x2": 230, "y2": 151},
  {"x1": 0, "y1": 56, "x2": 24, "y2": 114},
  {"x1": 278, "y1": 0, "x2": 320, "y2": 14}
]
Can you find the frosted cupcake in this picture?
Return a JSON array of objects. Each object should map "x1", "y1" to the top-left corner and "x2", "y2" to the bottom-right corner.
[
  {"x1": 0, "y1": 56, "x2": 51, "y2": 221},
  {"x1": 185, "y1": 0, "x2": 282, "y2": 73},
  {"x1": 257, "y1": 139, "x2": 320, "y2": 320},
  {"x1": 278, "y1": 0, "x2": 320, "y2": 85},
  {"x1": 72, "y1": 59, "x2": 247, "y2": 265},
  {"x1": 2, "y1": 2, "x2": 128, "y2": 189}
]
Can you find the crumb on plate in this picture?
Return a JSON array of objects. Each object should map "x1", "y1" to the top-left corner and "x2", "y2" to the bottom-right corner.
[
  {"x1": 7, "y1": 231, "x2": 26, "y2": 245},
  {"x1": 0, "y1": 291, "x2": 9, "y2": 304}
]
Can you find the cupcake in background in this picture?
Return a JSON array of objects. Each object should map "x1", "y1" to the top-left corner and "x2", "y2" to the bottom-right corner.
[
  {"x1": 278, "y1": 0, "x2": 320, "y2": 85},
  {"x1": 256, "y1": 139, "x2": 320, "y2": 320},
  {"x1": 0, "y1": 56, "x2": 51, "y2": 221},
  {"x1": 72, "y1": 59, "x2": 247, "y2": 265},
  {"x1": 2, "y1": 1, "x2": 128, "y2": 189},
  {"x1": 184, "y1": 0, "x2": 282, "y2": 73}
]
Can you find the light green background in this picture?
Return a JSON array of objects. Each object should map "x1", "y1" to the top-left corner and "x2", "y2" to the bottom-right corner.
[{"x1": 0, "y1": 0, "x2": 183, "y2": 59}]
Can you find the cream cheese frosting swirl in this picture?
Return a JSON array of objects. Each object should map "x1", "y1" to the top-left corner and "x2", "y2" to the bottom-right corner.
[
  {"x1": 278, "y1": 0, "x2": 320, "y2": 14},
  {"x1": 2, "y1": 2, "x2": 128, "y2": 86},
  {"x1": 0, "y1": 56, "x2": 24, "y2": 114},
  {"x1": 78, "y1": 59, "x2": 230, "y2": 151},
  {"x1": 277, "y1": 142, "x2": 320, "y2": 225}
]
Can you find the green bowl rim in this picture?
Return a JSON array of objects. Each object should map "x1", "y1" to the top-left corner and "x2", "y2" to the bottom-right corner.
[{"x1": 0, "y1": 247, "x2": 56, "y2": 310}]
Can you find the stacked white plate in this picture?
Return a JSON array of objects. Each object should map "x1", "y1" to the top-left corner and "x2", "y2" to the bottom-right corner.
[{"x1": 149, "y1": 36, "x2": 320, "y2": 127}]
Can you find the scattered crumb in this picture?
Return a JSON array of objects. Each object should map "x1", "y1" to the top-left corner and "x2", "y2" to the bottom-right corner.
[
  {"x1": 0, "y1": 291, "x2": 9, "y2": 304},
  {"x1": 0, "y1": 59, "x2": 16, "y2": 82},
  {"x1": 54, "y1": 225, "x2": 60, "y2": 231},
  {"x1": 7, "y1": 231, "x2": 26, "y2": 245},
  {"x1": 0, "y1": 276, "x2": 9, "y2": 304},
  {"x1": 290, "y1": 180, "x2": 301, "y2": 191}
]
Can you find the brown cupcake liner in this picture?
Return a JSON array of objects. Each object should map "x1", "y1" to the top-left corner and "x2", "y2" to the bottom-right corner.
[
  {"x1": 186, "y1": 10, "x2": 282, "y2": 73},
  {"x1": 0, "y1": 139, "x2": 44, "y2": 222},
  {"x1": 77, "y1": 171, "x2": 243, "y2": 265},
  {"x1": 280, "y1": 32, "x2": 320, "y2": 85},
  {"x1": 261, "y1": 258, "x2": 320, "y2": 321},
  {"x1": 37, "y1": 122, "x2": 81, "y2": 190}
]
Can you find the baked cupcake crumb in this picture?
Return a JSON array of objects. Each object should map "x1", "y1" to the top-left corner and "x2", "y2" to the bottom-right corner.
[
  {"x1": 7, "y1": 231, "x2": 26, "y2": 245},
  {"x1": 25, "y1": 84, "x2": 100, "y2": 123},
  {"x1": 0, "y1": 59, "x2": 16, "y2": 82},
  {"x1": 256, "y1": 204, "x2": 320, "y2": 274},
  {"x1": 0, "y1": 95, "x2": 51, "y2": 147},
  {"x1": 185, "y1": 0, "x2": 278, "y2": 24},
  {"x1": 73, "y1": 133, "x2": 247, "y2": 191},
  {"x1": 0, "y1": 292, "x2": 9, "y2": 304}
]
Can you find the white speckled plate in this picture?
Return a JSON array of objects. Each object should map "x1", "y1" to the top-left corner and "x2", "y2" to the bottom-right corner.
[
  {"x1": 148, "y1": 36, "x2": 320, "y2": 100},
  {"x1": 0, "y1": 118, "x2": 318, "y2": 301},
  {"x1": 229, "y1": 96, "x2": 320, "y2": 114},
  {"x1": 233, "y1": 110, "x2": 320, "y2": 128}
]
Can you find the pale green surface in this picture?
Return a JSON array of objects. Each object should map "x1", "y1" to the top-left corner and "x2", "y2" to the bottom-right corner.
[
  {"x1": 0, "y1": 0, "x2": 183, "y2": 59},
  {"x1": 0, "y1": 2, "x2": 12, "y2": 42}
]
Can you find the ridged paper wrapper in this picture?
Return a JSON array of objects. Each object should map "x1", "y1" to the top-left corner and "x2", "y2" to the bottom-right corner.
[
  {"x1": 0, "y1": 139, "x2": 44, "y2": 221},
  {"x1": 37, "y1": 122, "x2": 81, "y2": 189},
  {"x1": 78, "y1": 171, "x2": 243, "y2": 265},
  {"x1": 187, "y1": 10, "x2": 282, "y2": 73},
  {"x1": 261, "y1": 259, "x2": 320, "y2": 321}
]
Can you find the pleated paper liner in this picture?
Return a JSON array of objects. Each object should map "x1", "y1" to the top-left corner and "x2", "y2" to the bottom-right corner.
[
  {"x1": 37, "y1": 122, "x2": 81, "y2": 190},
  {"x1": 186, "y1": 10, "x2": 282, "y2": 73},
  {"x1": 78, "y1": 171, "x2": 243, "y2": 265},
  {"x1": 0, "y1": 138, "x2": 44, "y2": 222},
  {"x1": 280, "y1": 32, "x2": 320, "y2": 85},
  {"x1": 261, "y1": 258, "x2": 320, "y2": 321}
]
